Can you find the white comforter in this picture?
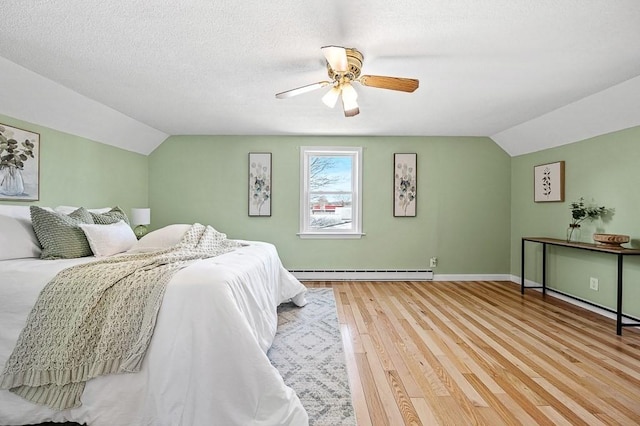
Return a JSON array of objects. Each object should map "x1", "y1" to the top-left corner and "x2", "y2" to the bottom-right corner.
[{"x1": 0, "y1": 241, "x2": 308, "y2": 426}]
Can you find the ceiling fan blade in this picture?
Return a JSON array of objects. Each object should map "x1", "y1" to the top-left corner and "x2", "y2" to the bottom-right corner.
[
  {"x1": 342, "y1": 102, "x2": 360, "y2": 117},
  {"x1": 275, "y1": 81, "x2": 331, "y2": 99},
  {"x1": 322, "y1": 85, "x2": 341, "y2": 108},
  {"x1": 321, "y1": 46, "x2": 348, "y2": 73},
  {"x1": 358, "y1": 75, "x2": 419, "y2": 93}
]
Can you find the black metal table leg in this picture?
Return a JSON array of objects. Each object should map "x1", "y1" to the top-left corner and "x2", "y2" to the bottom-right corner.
[
  {"x1": 617, "y1": 254, "x2": 623, "y2": 335},
  {"x1": 521, "y1": 238, "x2": 525, "y2": 294},
  {"x1": 542, "y1": 243, "x2": 547, "y2": 295}
]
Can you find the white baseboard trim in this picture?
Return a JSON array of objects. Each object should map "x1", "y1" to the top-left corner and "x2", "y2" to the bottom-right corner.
[
  {"x1": 510, "y1": 275, "x2": 618, "y2": 322},
  {"x1": 434, "y1": 274, "x2": 511, "y2": 282},
  {"x1": 291, "y1": 270, "x2": 434, "y2": 281},
  {"x1": 291, "y1": 270, "x2": 511, "y2": 282}
]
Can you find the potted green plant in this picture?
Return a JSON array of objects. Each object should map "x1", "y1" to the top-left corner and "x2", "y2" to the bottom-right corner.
[{"x1": 567, "y1": 197, "x2": 607, "y2": 242}]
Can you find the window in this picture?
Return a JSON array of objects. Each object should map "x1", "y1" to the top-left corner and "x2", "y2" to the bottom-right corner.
[{"x1": 299, "y1": 146, "x2": 363, "y2": 238}]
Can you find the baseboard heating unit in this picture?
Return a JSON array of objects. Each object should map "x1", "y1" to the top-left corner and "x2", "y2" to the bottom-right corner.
[{"x1": 290, "y1": 269, "x2": 434, "y2": 281}]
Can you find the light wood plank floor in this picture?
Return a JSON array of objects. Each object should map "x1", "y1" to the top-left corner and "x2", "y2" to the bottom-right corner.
[{"x1": 303, "y1": 280, "x2": 640, "y2": 426}]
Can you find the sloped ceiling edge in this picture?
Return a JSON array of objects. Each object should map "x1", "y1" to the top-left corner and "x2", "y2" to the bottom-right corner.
[
  {"x1": 491, "y1": 75, "x2": 640, "y2": 157},
  {"x1": 0, "y1": 56, "x2": 168, "y2": 156}
]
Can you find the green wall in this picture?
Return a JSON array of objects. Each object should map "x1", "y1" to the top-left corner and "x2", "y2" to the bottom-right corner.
[
  {"x1": 0, "y1": 114, "x2": 148, "y2": 213},
  {"x1": 511, "y1": 126, "x2": 640, "y2": 317},
  {"x1": 4, "y1": 112, "x2": 637, "y2": 318},
  {"x1": 149, "y1": 135, "x2": 512, "y2": 273}
]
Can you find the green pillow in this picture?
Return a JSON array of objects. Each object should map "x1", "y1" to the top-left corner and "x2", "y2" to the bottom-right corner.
[
  {"x1": 30, "y1": 206, "x2": 95, "y2": 259},
  {"x1": 90, "y1": 206, "x2": 130, "y2": 225}
]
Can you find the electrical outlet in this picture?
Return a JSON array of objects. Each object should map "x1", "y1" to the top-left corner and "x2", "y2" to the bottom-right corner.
[
  {"x1": 589, "y1": 277, "x2": 599, "y2": 291},
  {"x1": 430, "y1": 257, "x2": 438, "y2": 268}
]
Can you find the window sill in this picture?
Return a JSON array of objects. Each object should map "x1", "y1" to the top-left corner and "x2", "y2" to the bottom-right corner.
[{"x1": 297, "y1": 232, "x2": 365, "y2": 240}]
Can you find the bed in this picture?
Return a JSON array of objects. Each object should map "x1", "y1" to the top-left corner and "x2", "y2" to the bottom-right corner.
[{"x1": 0, "y1": 205, "x2": 309, "y2": 425}]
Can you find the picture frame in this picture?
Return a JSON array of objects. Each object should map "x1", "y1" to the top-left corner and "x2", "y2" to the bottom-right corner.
[
  {"x1": 248, "y1": 152, "x2": 271, "y2": 216},
  {"x1": 534, "y1": 161, "x2": 565, "y2": 202},
  {"x1": 394, "y1": 153, "x2": 417, "y2": 217},
  {"x1": 0, "y1": 123, "x2": 40, "y2": 201}
]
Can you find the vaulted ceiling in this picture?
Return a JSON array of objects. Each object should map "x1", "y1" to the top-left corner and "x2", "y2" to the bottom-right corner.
[{"x1": 2, "y1": 1, "x2": 640, "y2": 156}]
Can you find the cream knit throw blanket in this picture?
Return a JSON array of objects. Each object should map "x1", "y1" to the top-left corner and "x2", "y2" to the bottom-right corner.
[{"x1": 0, "y1": 223, "x2": 242, "y2": 410}]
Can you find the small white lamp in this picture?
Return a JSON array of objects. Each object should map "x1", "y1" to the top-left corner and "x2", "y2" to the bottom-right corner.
[{"x1": 131, "y1": 208, "x2": 151, "y2": 239}]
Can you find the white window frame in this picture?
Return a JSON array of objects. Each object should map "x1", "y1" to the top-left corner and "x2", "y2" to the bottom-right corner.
[{"x1": 299, "y1": 146, "x2": 364, "y2": 239}]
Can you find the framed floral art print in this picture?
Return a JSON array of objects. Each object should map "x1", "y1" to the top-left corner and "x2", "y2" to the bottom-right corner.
[
  {"x1": 534, "y1": 160, "x2": 564, "y2": 202},
  {"x1": 0, "y1": 123, "x2": 40, "y2": 201},
  {"x1": 248, "y1": 152, "x2": 271, "y2": 216},
  {"x1": 394, "y1": 153, "x2": 417, "y2": 217}
]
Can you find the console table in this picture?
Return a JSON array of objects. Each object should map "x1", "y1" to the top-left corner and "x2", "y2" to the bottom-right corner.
[{"x1": 521, "y1": 237, "x2": 640, "y2": 335}]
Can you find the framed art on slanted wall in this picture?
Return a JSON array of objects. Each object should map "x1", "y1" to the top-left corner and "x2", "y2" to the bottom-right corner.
[
  {"x1": 248, "y1": 152, "x2": 271, "y2": 216},
  {"x1": 0, "y1": 123, "x2": 40, "y2": 201},
  {"x1": 534, "y1": 161, "x2": 564, "y2": 202},
  {"x1": 394, "y1": 153, "x2": 417, "y2": 217}
]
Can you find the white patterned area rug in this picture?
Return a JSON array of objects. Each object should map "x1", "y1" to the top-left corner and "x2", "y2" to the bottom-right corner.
[{"x1": 268, "y1": 288, "x2": 356, "y2": 426}]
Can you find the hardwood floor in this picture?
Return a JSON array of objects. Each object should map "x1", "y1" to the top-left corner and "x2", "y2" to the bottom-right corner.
[{"x1": 303, "y1": 280, "x2": 640, "y2": 426}]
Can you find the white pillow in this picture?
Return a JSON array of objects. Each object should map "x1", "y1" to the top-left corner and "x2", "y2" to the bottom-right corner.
[
  {"x1": 0, "y1": 205, "x2": 42, "y2": 259},
  {"x1": 0, "y1": 205, "x2": 54, "y2": 217},
  {"x1": 128, "y1": 224, "x2": 192, "y2": 252},
  {"x1": 55, "y1": 205, "x2": 112, "y2": 215},
  {"x1": 79, "y1": 220, "x2": 138, "y2": 257},
  {"x1": 0, "y1": 204, "x2": 32, "y2": 219},
  {"x1": 0, "y1": 214, "x2": 42, "y2": 259}
]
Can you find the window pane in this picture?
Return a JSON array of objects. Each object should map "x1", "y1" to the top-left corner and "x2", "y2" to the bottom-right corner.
[
  {"x1": 309, "y1": 155, "x2": 352, "y2": 192},
  {"x1": 308, "y1": 194, "x2": 353, "y2": 230}
]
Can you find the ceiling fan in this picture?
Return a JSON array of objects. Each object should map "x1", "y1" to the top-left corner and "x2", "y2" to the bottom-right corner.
[{"x1": 275, "y1": 46, "x2": 419, "y2": 117}]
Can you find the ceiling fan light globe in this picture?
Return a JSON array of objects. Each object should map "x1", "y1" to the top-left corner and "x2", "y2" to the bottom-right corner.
[
  {"x1": 341, "y1": 93, "x2": 359, "y2": 117},
  {"x1": 322, "y1": 86, "x2": 341, "y2": 108},
  {"x1": 341, "y1": 82, "x2": 358, "y2": 102},
  {"x1": 343, "y1": 106, "x2": 360, "y2": 117}
]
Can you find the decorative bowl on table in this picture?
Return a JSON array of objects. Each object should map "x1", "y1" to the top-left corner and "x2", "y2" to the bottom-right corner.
[{"x1": 592, "y1": 233, "x2": 630, "y2": 247}]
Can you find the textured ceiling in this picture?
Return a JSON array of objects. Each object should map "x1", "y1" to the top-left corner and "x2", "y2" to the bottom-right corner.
[{"x1": 1, "y1": 1, "x2": 640, "y2": 155}]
